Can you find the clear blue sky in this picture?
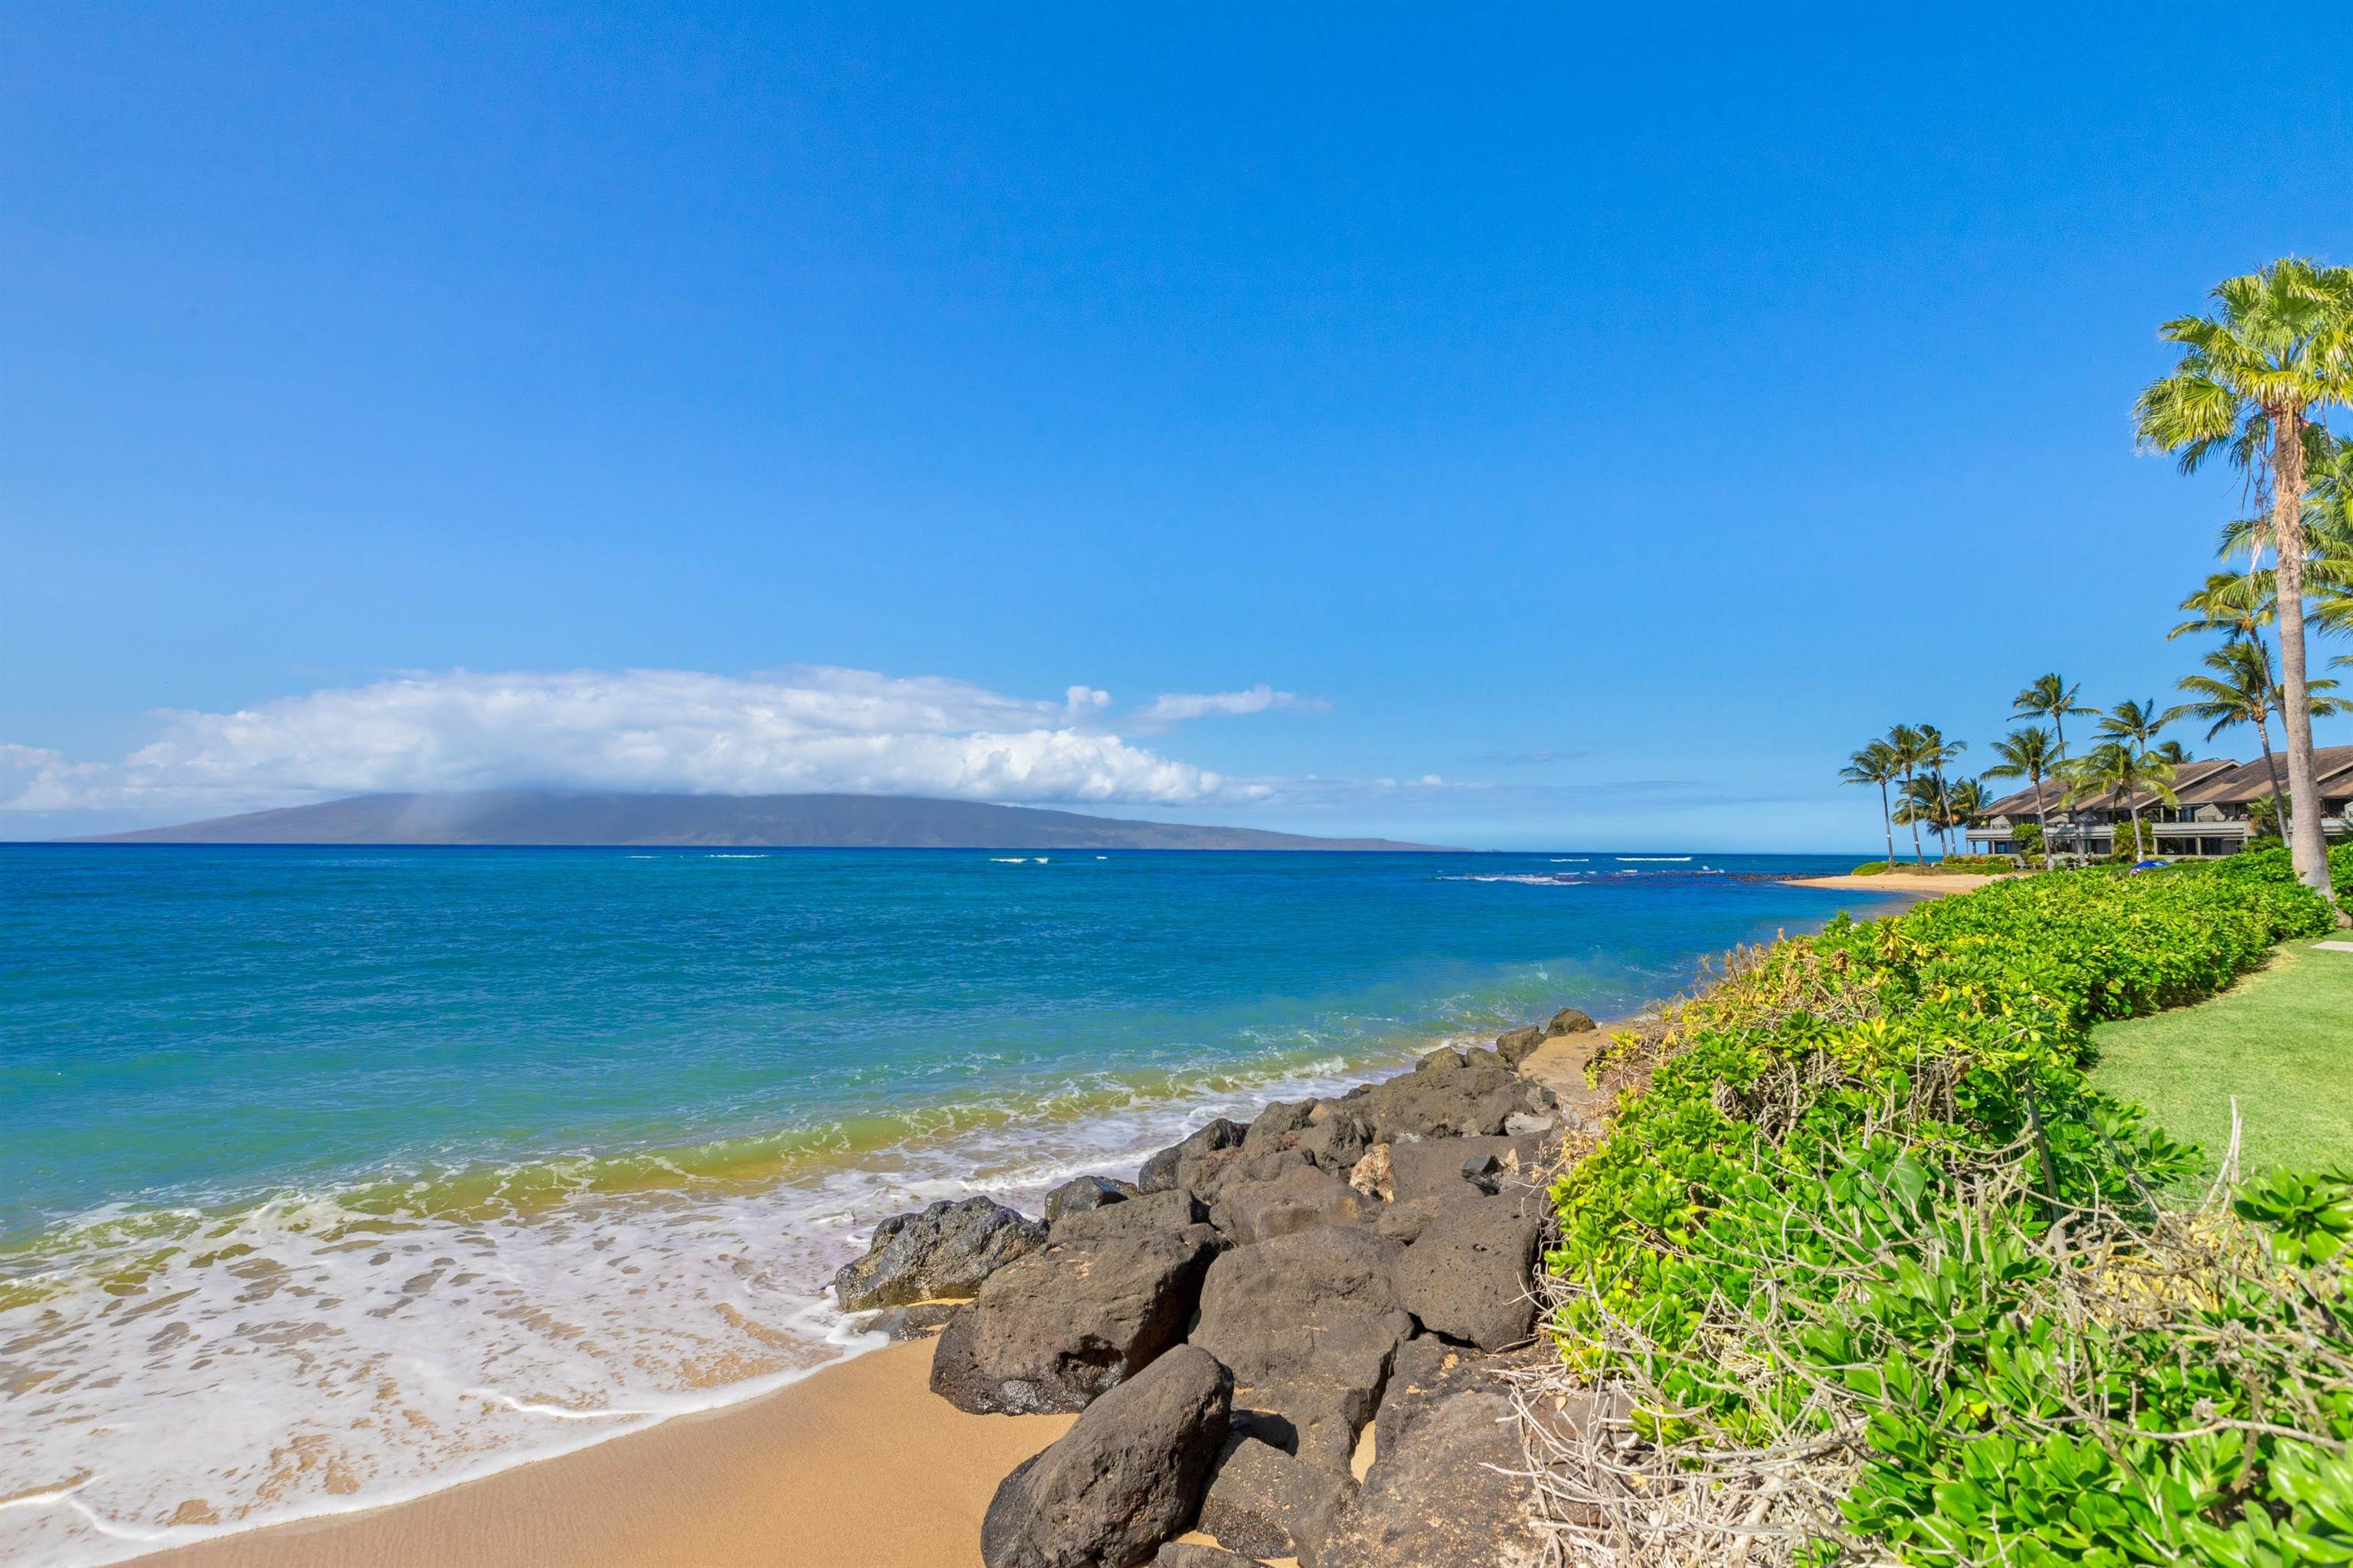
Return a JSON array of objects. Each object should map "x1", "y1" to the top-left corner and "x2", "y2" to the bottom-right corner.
[{"x1": 5, "y1": 5, "x2": 2350, "y2": 848}]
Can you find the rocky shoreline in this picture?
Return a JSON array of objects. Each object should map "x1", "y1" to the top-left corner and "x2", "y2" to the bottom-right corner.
[{"x1": 831, "y1": 1007, "x2": 1612, "y2": 1568}]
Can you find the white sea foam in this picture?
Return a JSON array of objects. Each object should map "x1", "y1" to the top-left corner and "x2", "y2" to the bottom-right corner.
[
  {"x1": 989, "y1": 856, "x2": 1029, "y2": 863},
  {"x1": 0, "y1": 1047, "x2": 1420, "y2": 1567},
  {"x1": 1616, "y1": 856, "x2": 1692, "y2": 862},
  {"x1": 1436, "y1": 872, "x2": 1577, "y2": 886}
]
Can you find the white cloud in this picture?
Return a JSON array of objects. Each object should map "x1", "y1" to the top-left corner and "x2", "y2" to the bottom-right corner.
[
  {"x1": 2, "y1": 667, "x2": 1271, "y2": 815},
  {"x1": 1131, "y1": 684, "x2": 1327, "y2": 730}
]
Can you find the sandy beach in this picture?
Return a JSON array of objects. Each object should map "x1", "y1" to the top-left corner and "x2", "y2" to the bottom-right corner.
[
  {"x1": 1785, "y1": 871, "x2": 2005, "y2": 895},
  {"x1": 126, "y1": 1341, "x2": 1071, "y2": 1568}
]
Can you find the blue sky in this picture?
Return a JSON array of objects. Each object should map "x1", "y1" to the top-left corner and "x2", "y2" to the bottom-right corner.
[{"x1": 5, "y1": 5, "x2": 2350, "y2": 848}]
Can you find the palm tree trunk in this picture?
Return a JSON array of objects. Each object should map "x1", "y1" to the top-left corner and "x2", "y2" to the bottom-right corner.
[
  {"x1": 1877, "y1": 781, "x2": 1896, "y2": 867},
  {"x1": 2129, "y1": 799, "x2": 2145, "y2": 862},
  {"x1": 1903, "y1": 768, "x2": 1923, "y2": 863},
  {"x1": 2032, "y1": 772, "x2": 2051, "y2": 870},
  {"x1": 2256, "y1": 721, "x2": 2284, "y2": 834},
  {"x1": 2273, "y1": 409, "x2": 2331, "y2": 895},
  {"x1": 2052, "y1": 717, "x2": 2073, "y2": 856}
]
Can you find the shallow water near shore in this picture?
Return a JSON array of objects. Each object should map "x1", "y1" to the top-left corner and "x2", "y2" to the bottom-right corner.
[{"x1": 1, "y1": 844, "x2": 1896, "y2": 1565}]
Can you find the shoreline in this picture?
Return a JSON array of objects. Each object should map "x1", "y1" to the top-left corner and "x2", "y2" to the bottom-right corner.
[
  {"x1": 65, "y1": 895, "x2": 1917, "y2": 1568},
  {"x1": 1783, "y1": 870, "x2": 2004, "y2": 895},
  {"x1": 121, "y1": 1340, "x2": 1072, "y2": 1568}
]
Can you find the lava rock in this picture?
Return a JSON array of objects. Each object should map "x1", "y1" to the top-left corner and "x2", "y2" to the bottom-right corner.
[
  {"x1": 1190, "y1": 1226, "x2": 1413, "y2": 1473},
  {"x1": 931, "y1": 1216, "x2": 1220, "y2": 1415},
  {"x1": 1139, "y1": 1119, "x2": 1245, "y2": 1193},
  {"x1": 979, "y1": 1344, "x2": 1233, "y2": 1568},
  {"x1": 1319, "y1": 1386, "x2": 1544, "y2": 1568},
  {"x1": 859, "y1": 1300, "x2": 964, "y2": 1340},
  {"x1": 1546, "y1": 1007, "x2": 1597, "y2": 1036},
  {"x1": 1054, "y1": 1186, "x2": 1212, "y2": 1242},
  {"x1": 1373, "y1": 1339, "x2": 1550, "y2": 1459},
  {"x1": 1242, "y1": 1100, "x2": 1316, "y2": 1149},
  {"x1": 1345, "y1": 1144, "x2": 1392, "y2": 1203},
  {"x1": 833, "y1": 1196, "x2": 1048, "y2": 1312},
  {"x1": 1196, "y1": 1432, "x2": 1353, "y2": 1566},
  {"x1": 1494, "y1": 1026, "x2": 1546, "y2": 1067},
  {"x1": 1209, "y1": 1163, "x2": 1366, "y2": 1244},
  {"x1": 1154, "y1": 1546, "x2": 1262, "y2": 1566},
  {"x1": 1337, "y1": 1053, "x2": 1555, "y2": 1144},
  {"x1": 1395, "y1": 1192, "x2": 1544, "y2": 1350},
  {"x1": 1045, "y1": 1174, "x2": 1140, "y2": 1225},
  {"x1": 1383, "y1": 1135, "x2": 1541, "y2": 1204}
]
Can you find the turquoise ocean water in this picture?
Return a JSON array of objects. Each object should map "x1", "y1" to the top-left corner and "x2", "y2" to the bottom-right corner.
[{"x1": 0, "y1": 844, "x2": 1901, "y2": 1563}]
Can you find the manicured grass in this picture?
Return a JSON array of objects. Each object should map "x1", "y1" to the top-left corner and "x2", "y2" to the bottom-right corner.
[{"x1": 2090, "y1": 938, "x2": 2353, "y2": 1179}]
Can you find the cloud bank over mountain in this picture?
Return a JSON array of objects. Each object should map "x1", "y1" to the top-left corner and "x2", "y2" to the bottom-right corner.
[{"x1": 1, "y1": 666, "x2": 1320, "y2": 817}]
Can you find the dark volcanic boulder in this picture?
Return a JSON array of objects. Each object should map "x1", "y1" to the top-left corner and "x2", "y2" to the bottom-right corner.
[
  {"x1": 1546, "y1": 1006, "x2": 1597, "y2": 1036},
  {"x1": 1338, "y1": 1050, "x2": 1555, "y2": 1144},
  {"x1": 1045, "y1": 1174, "x2": 1140, "y2": 1225},
  {"x1": 1138, "y1": 1118, "x2": 1245, "y2": 1193},
  {"x1": 1197, "y1": 1432, "x2": 1353, "y2": 1565},
  {"x1": 980, "y1": 1344, "x2": 1233, "y2": 1568},
  {"x1": 1374, "y1": 1338, "x2": 1550, "y2": 1459},
  {"x1": 1190, "y1": 1226, "x2": 1414, "y2": 1473},
  {"x1": 1154, "y1": 1546, "x2": 1258, "y2": 1566},
  {"x1": 859, "y1": 1300, "x2": 963, "y2": 1340},
  {"x1": 1494, "y1": 1025, "x2": 1546, "y2": 1067},
  {"x1": 1209, "y1": 1162, "x2": 1365, "y2": 1243},
  {"x1": 931, "y1": 1211, "x2": 1220, "y2": 1414},
  {"x1": 1242, "y1": 1099, "x2": 1316, "y2": 1148},
  {"x1": 833, "y1": 1196, "x2": 1047, "y2": 1311},
  {"x1": 1319, "y1": 1386, "x2": 1544, "y2": 1568},
  {"x1": 1383, "y1": 1134, "x2": 1545, "y2": 1204},
  {"x1": 1395, "y1": 1191, "x2": 1544, "y2": 1350},
  {"x1": 1055, "y1": 1186, "x2": 1211, "y2": 1242}
]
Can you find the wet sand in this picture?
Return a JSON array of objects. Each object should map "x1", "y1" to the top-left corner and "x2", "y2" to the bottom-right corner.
[{"x1": 128, "y1": 1340, "x2": 1072, "y2": 1568}]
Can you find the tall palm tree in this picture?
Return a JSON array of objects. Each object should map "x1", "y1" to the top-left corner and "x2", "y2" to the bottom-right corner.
[
  {"x1": 2135, "y1": 257, "x2": 2353, "y2": 894},
  {"x1": 1886, "y1": 723, "x2": 1929, "y2": 864},
  {"x1": 2176, "y1": 638, "x2": 2296, "y2": 810},
  {"x1": 1840, "y1": 741, "x2": 1902, "y2": 869},
  {"x1": 1983, "y1": 726, "x2": 2058, "y2": 869},
  {"x1": 2152, "y1": 738, "x2": 2194, "y2": 767},
  {"x1": 1942, "y1": 777, "x2": 1989, "y2": 848},
  {"x1": 1893, "y1": 776, "x2": 1942, "y2": 859},
  {"x1": 2061, "y1": 741, "x2": 2181, "y2": 863},
  {"x1": 2011, "y1": 675, "x2": 2094, "y2": 859},
  {"x1": 1912, "y1": 725, "x2": 1967, "y2": 859}
]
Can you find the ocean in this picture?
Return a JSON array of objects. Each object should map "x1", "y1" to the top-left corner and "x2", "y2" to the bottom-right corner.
[{"x1": 0, "y1": 844, "x2": 1903, "y2": 1565}]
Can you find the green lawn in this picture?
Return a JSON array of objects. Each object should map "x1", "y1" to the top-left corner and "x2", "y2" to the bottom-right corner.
[{"x1": 2090, "y1": 938, "x2": 2353, "y2": 1180}]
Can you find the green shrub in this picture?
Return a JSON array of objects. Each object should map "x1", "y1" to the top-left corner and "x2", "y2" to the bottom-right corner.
[
  {"x1": 1931, "y1": 853, "x2": 2014, "y2": 872},
  {"x1": 1546, "y1": 859, "x2": 2343, "y2": 1563}
]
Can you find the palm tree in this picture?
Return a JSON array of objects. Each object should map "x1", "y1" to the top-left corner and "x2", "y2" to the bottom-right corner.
[
  {"x1": 1841, "y1": 741, "x2": 1902, "y2": 869},
  {"x1": 2060, "y1": 741, "x2": 2181, "y2": 863},
  {"x1": 1886, "y1": 723, "x2": 1929, "y2": 864},
  {"x1": 2011, "y1": 675, "x2": 2094, "y2": 859},
  {"x1": 2152, "y1": 738, "x2": 2194, "y2": 767},
  {"x1": 1984, "y1": 726, "x2": 2058, "y2": 869},
  {"x1": 1913, "y1": 725, "x2": 1967, "y2": 859},
  {"x1": 1942, "y1": 777, "x2": 1989, "y2": 848},
  {"x1": 1893, "y1": 776, "x2": 1942, "y2": 860},
  {"x1": 2135, "y1": 257, "x2": 2353, "y2": 894},
  {"x1": 2096, "y1": 697, "x2": 2176, "y2": 758},
  {"x1": 2175, "y1": 639, "x2": 2293, "y2": 811}
]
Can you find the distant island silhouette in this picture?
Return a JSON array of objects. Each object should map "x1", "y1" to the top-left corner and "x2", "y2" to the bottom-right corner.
[{"x1": 79, "y1": 791, "x2": 1460, "y2": 851}]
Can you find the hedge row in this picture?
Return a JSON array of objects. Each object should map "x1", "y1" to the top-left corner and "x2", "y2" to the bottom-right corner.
[{"x1": 1546, "y1": 859, "x2": 2348, "y2": 1566}]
